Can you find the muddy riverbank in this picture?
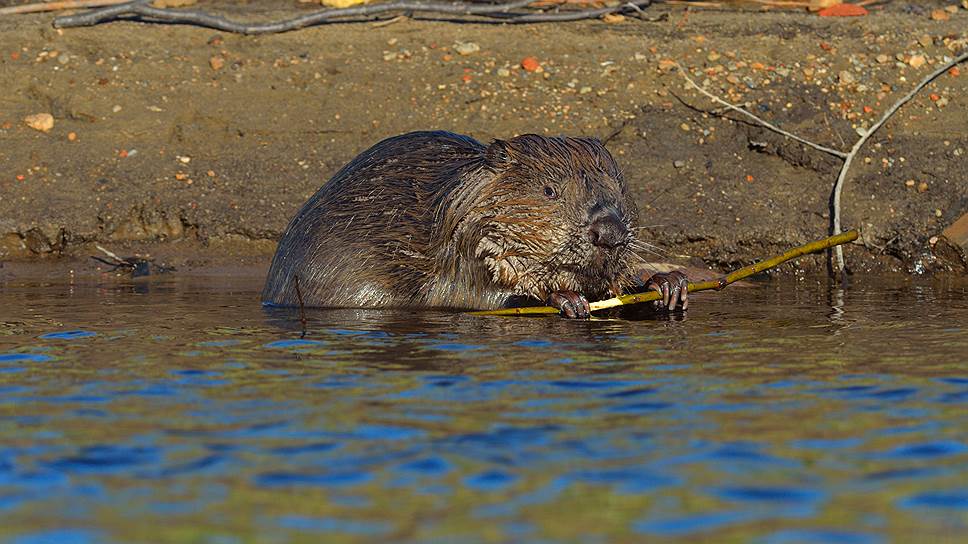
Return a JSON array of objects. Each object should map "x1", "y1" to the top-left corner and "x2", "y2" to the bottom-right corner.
[{"x1": 1, "y1": 1, "x2": 965, "y2": 278}]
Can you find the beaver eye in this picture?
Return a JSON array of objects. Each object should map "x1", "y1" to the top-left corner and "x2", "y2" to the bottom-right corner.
[{"x1": 543, "y1": 185, "x2": 558, "y2": 199}]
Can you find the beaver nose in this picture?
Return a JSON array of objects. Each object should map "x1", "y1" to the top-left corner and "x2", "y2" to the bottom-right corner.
[{"x1": 588, "y1": 209, "x2": 629, "y2": 249}]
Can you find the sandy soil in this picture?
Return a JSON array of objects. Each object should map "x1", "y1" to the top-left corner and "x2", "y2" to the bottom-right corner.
[{"x1": 0, "y1": 1, "x2": 965, "y2": 279}]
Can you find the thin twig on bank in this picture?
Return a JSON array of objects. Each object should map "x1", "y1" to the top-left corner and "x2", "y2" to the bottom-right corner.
[
  {"x1": 53, "y1": 0, "x2": 654, "y2": 33},
  {"x1": 675, "y1": 52, "x2": 968, "y2": 274},
  {"x1": 830, "y1": 49, "x2": 968, "y2": 272},
  {"x1": 676, "y1": 65, "x2": 848, "y2": 159}
]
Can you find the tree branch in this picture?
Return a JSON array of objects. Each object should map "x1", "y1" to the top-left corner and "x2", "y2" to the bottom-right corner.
[
  {"x1": 830, "y1": 49, "x2": 968, "y2": 273},
  {"x1": 54, "y1": 0, "x2": 654, "y2": 33}
]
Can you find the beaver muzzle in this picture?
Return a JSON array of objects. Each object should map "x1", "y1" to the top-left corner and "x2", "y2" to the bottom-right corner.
[{"x1": 587, "y1": 207, "x2": 629, "y2": 249}]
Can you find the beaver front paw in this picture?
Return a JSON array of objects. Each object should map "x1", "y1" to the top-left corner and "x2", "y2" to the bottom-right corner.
[
  {"x1": 644, "y1": 270, "x2": 689, "y2": 311},
  {"x1": 547, "y1": 290, "x2": 591, "y2": 319}
]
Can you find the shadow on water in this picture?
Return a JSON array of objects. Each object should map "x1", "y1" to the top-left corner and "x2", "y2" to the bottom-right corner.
[{"x1": 0, "y1": 274, "x2": 966, "y2": 542}]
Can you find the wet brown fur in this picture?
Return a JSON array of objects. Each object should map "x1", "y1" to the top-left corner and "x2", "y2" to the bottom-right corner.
[{"x1": 262, "y1": 131, "x2": 643, "y2": 310}]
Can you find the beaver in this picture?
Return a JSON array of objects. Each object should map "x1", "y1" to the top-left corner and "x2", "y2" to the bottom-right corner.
[{"x1": 262, "y1": 131, "x2": 687, "y2": 318}]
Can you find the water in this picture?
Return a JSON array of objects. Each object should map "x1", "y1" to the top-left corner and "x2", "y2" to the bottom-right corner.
[{"x1": 1, "y1": 274, "x2": 967, "y2": 543}]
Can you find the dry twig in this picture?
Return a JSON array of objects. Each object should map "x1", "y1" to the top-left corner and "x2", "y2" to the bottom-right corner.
[
  {"x1": 53, "y1": 0, "x2": 654, "y2": 33},
  {"x1": 677, "y1": 65, "x2": 847, "y2": 159},
  {"x1": 0, "y1": 0, "x2": 128, "y2": 15},
  {"x1": 830, "y1": 50, "x2": 968, "y2": 272},
  {"x1": 675, "y1": 52, "x2": 968, "y2": 274}
]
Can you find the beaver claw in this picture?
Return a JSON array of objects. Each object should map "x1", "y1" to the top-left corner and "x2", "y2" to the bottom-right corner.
[
  {"x1": 644, "y1": 270, "x2": 689, "y2": 311},
  {"x1": 547, "y1": 290, "x2": 591, "y2": 319}
]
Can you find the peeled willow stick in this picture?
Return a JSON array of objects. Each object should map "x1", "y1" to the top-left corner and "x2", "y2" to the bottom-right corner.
[{"x1": 472, "y1": 229, "x2": 859, "y2": 317}]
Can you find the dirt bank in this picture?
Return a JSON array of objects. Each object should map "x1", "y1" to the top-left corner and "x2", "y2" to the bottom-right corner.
[{"x1": 1, "y1": 1, "x2": 965, "y2": 278}]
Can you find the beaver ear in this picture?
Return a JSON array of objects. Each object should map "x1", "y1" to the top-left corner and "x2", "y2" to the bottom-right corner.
[{"x1": 484, "y1": 139, "x2": 513, "y2": 170}]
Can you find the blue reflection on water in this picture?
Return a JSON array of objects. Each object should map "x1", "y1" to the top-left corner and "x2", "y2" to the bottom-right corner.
[
  {"x1": 277, "y1": 515, "x2": 394, "y2": 535},
  {"x1": 759, "y1": 529, "x2": 884, "y2": 544},
  {"x1": 0, "y1": 353, "x2": 51, "y2": 363},
  {"x1": 38, "y1": 330, "x2": 96, "y2": 340},
  {"x1": 255, "y1": 470, "x2": 372, "y2": 488},
  {"x1": 10, "y1": 529, "x2": 105, "y2": 544},
  {"x1": 900, "y1": 489, "x2": 968, "y2": 510},
  {"x1": 263, "y1": 339, "x2": 325, "y2": 349},
  {"x1": 636, "y1": 511, "x2": 753, "y2": 536}
]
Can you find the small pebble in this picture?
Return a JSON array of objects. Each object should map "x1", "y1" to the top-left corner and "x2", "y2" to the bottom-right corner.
[
  {"x1": 657, "y1": 59, "x2": 677, "y2": 72},
  {"x1": 23, "y1": 113, "x2": 54, "y2": 132},
  {"x1": 908, "y1": 55, "x2": 926, "y2": 68},
  {"x1": 521, "y1": 56, "x2": 541, "y2": 72},
  {"x1": 454, "y1": 42, "x2": 480, "y2": 56},
  {"x1": 673, "y1": 160, "x2": 685, "y2": 168}
]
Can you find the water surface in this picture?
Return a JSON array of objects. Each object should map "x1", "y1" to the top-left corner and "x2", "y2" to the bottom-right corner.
[{"x1": 1, "y1": 275, "x2": 967, "y2": 543}]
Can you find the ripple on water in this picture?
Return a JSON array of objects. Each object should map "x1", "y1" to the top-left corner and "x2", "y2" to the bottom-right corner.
[
  {"x1": 566, "y1": 466, "x2": 678, "y2": 493},
  {"x1": 464, "y1": 469, "x2": 518, "y2": 491},
  {"x1": 262, "y1": 339, "x2": 325, "y2": 349},
  {"x1": 255, "y1": 470, "x2": 371, "y2": 488},
  {"x1": 46, "y1": 445, "x2": 161, "y2": 474},
  {"x1": 715, "y1": 485, "x2": 823, "y2": 505},
  {"x1": 397, "y1": 456, "x2": 451, "y2": 475},
  {"x1": 38, "y1": 330, "x2": 96, "y2": 340},
  {"x1": 758, "y1": 529, "x2": 884, "y2": 544},
  {"x1": 0, "y1": 353, "x2": 51, "y2": 363},
  {"x1": 883, "y1": 440, "x2": 968, "y2": 459},
  {"x1": 10, "y1": 529, "x2": 105, "y2": 544},
  {"x1": 513, "y1": 339, "x2": 554, "y2": 348},
  {"x1": 635, "y1": 511, "x2": 753, "y2": 537},
  {"x1": 0, "y1": 352, "x2": 51, "y2": 373},
  {"x1": 152, "y1": 454, "x2": 228, "y2": 478},
  {"x1": 427, "y1": 342, "x2": 481, "y2": 352},
  {"x1": 268, "y1": 442, "x2": 340, "y2": 456},
  {"x1": 900, "y1": 489, "x2": 968, "y2": 510},
  {"x1": 607, "y1": 401, "x2": 673, "y2": 414},
  {"x1": 276, "y1": 515, "x2": 394, "y2": 536}
]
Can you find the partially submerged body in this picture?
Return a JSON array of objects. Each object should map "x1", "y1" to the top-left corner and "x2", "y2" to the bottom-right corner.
[{"x1": 262, "y1": 131, "x2": 686, "y2": 318}]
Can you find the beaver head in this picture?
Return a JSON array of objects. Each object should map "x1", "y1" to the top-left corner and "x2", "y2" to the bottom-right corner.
[{"x1": 439, "y1": 134, "x2": 640, "y2": 303}]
